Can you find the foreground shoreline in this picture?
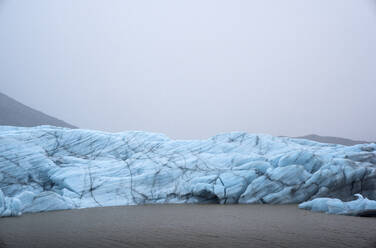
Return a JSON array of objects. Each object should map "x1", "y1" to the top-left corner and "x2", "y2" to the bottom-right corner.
[{"x1": 0, "y1": 204, "x2": 375, "y2": 248}]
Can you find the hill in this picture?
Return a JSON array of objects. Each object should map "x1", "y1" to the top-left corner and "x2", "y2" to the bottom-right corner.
[
  {"x1": 0, "y1": 92, "x2": 76, "y2": 128},
  {"x1": 297, "y1": 134, "x2": 373, "y2": 146}
]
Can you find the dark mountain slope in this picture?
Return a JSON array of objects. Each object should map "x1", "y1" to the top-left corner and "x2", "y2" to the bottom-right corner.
[
  {"x1": 0, "y1": 92, "x2": 76, "y2": 128},
  {"x1": 297, "y1": 134, "x2": 373, "y2": 146}
]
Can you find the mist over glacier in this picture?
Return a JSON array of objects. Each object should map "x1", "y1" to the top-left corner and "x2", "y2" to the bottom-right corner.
[
  {"x1": 0, "y1": 126, "x2": 375, "y2": 217},
  {"x1": 1, "y1": 0, "x2": 376, "y2": 141}
]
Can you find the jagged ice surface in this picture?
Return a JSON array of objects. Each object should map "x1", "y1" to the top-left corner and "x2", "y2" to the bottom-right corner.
[
  {"x1": 299, "y1": 194, "x2": 376, "y2": 215},
  {"x1": 0, "y1": 126, "x2": 375, "y2": 217}
]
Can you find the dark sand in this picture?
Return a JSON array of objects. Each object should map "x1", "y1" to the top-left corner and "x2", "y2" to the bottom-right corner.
[{"x1": 0, "y1": 205, "x2": 375, "y2": 248}]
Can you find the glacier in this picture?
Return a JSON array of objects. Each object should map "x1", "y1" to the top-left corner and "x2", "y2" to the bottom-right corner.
[
  {"x1": 0, "y1": 126, "x2": 375, "y2": 217},
  {"x1": 299, "y1": 194, "x2": 376, "y2": 216}
]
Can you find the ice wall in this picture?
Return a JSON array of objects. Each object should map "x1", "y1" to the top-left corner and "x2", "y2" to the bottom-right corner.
[{"x1": 1, "y1": 126, "x2": 375, "y2": 216}]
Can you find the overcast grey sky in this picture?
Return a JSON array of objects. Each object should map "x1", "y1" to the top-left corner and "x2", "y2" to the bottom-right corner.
[{"x1": 0, "y1": 0, "x2": 375, "y2": 140}]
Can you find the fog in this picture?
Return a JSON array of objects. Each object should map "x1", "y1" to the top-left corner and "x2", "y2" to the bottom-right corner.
[{"x1": 0, "y1": 0, "x2": 375, "y2": 140}]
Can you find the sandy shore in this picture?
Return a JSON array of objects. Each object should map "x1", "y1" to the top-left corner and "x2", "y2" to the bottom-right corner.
[{"x1": 0, "y1": 204, "x2": 375, "y2": 248}]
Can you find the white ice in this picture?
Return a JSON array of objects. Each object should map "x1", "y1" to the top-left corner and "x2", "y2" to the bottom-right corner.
[
  {"x1": 0, "y1": 126, "x2": 375, "y2": 217},
  {"x1": 299, "y1": 194, "x2": 376, "y2": 215}
]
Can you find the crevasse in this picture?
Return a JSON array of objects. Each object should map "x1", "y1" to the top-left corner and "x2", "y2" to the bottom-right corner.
[{"x1": 0, "y1": 126, "x2": 375, "y2": 217}]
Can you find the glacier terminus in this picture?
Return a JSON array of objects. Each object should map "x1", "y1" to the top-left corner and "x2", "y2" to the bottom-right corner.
[{"x1": 0, "y1": 126, "x2": 375, "y2": 217}]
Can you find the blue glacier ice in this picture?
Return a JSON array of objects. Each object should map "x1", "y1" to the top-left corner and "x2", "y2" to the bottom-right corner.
[
  {"x1": 299, "y1": 194, "x2": 376, "y2": 215},
  {"x1": 0, "y1": 126, "x2": 375, "y2": 217}
]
